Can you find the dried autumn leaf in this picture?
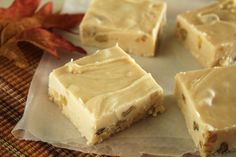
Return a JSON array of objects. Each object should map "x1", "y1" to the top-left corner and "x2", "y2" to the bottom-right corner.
[
  {"x1": 1, "y1": 17, "x2": 41, "y2": 44},
  {"x1": 18, "y1": 28, "x2": 86, "y2": 58},
  {"x1": 0, "y1": 0, "x2": 86, "y2": 68},
  {"x1": 0, "y1": 38, "x2": 28, "y2": 68},
  {"x1": 36, "y1": 1, "x2": 53, "y2": 16},
  {"x1": 41, "y1": 14, "x2": 84, "y2": 30},
  {"x1": 1, "y1": 9, "x2": 84, "y2": 44},
  {"x1": 0, "y1": 28, "x2": 85, "y2": 68},
  {"x1": 0, "y1": 0, "x2": 40, "y2": 19},
  {"x1": 0, "y1": 21, "x2": 7, "y2": 36},
  {"x1": 0, "y1": 2, "x2": 53, "y2": 44},
  {"x1": 0, "y1": 0, "x2": 40, "y2": 43}
]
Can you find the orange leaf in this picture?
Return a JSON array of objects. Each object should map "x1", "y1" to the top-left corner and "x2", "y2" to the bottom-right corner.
[
  {"x1": 0, "y1": 21, "x2": 7, "y2": 37},
  {"x1": 0, "y1": 0, "x2": 40, "y2": 19},
  {"x1": 18, "y1": 28, "x2": 86, "y2": 57},
  {"x1": 0, "y1": 0, "x2": 86, "y2": 68},
  {"x1": 0, "y1": 1, "x2": 84, "y2": 44},
  {"x1": 0, "y1": 0, "x2": 41, "y2": 44},
  {"x1": 0, "y1": 38, "x2": 28, "y2": 68},
  {"x1": 41, "y1": 14, "x2": 84, "y2": 30},
  {"x1": 36, "y1": 1, "x2": 53, "y2": 16},
  {"x1": 1, "y1": 17, "x2": 41, "y2": 45}
]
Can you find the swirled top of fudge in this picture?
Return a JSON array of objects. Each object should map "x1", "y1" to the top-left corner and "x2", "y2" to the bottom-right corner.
[
  {"x1": 178, "y1": 65, "x2": 236, "y2": 130},
  {"x1": 52, "y1": 46, "x2": 162, "y2": 118},
  {"x1": 180, "y1": 0, "x2": 236, "y2": 48},
  {"x1": 82, "y1": 0, "x2": 166, "y2": 34}
]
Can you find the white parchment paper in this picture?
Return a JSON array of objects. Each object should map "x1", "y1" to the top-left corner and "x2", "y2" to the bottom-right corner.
[{"x1": 11, "y1": 0, "x2": 236, "y2": 157}]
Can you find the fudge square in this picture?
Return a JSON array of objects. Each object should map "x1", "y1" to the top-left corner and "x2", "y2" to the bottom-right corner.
[
  {"x1": 79, "y1": 0, "x2": 167, "y2": 57},
  {"x1": 48, "y1": 45, "x2": 164, "y2": 144},
  {"x1": 176, "y1": 0, "x2": 236, "y2": 67},
  {"x1": 175, "y1": 66, "x2": 236, "y2": 157}
]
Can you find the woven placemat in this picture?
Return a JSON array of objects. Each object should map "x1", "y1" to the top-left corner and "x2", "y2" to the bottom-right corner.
[{"x1": 0, "y1": 44, "x2": 111, "y2": 157}]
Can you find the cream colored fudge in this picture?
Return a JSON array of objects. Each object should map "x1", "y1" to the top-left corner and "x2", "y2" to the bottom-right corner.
[
  {"x1": 48, "y1": 45, "x2": 164, "y2": 144},
  {"x1": 175, "y1": 66, "x2": 236, "y2": 157},
  {"x1": 80, "y1": 0, "x2": 166, "y2": 56},
  {"x1": 176, "y1": 0, "x2": 236, "y2": 67}
]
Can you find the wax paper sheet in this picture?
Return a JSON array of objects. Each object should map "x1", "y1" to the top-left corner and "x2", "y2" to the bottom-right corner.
[{"x1": 11, "y1": 0, "x2": 236, "y2": 157}]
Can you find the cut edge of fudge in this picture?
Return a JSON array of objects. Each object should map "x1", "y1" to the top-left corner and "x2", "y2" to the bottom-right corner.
[
  {"x1": 176, "y1": 0, "x2": 236, "y2": 67},
  {"x1": 176, "y1": 14, "x2": 216, "y2": 68},
  {"x1": 48, "y1": 45, "x2": 164, "y2": 144},
  {"x1": 79, "y1": 0, "x2": 167, "y2": 57},
  {"x1": 174, "y1": 68, "x2": 236, "y2": 157}
]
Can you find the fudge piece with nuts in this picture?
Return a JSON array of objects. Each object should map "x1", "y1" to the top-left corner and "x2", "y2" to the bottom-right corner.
[
  {"x1": 79, "y1": 0, "x2": 166, "y2": 56},
  {"x1": 175, "y1": 65, "x2": 236, "y2": 157},
  {"x1": 48, "y1": 45, "x2": 164, "y2": 144},
  {"x1": 176, "y1": 0, "x2": 236, "y2": 67}
]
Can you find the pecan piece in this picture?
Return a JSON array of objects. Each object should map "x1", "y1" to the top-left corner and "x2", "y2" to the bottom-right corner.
[
  {"x1": 136, "y1": 35, "x2": 148, "y2": 42},
  {"x1": 217, "y1": 142, "x2": 228, "y2": 154},
  {"x1": 96, "y1": 128, "x2": 106, "y2": 136},
  {"x1": 207, "y1": 132, "x2": 217, "y2": 143},
  {"x1": 122, "y1": 106, "x2": 135, "y2": 117},
  {"x1": 95, "y1": 34, "x2": 108, "y2": 42},
  {"x1": 233, "y1": 56, "x2": 236, "y2": 62},
  {"x1": 176, "y1": 23, "x2": 187, "y2": 41},
  {"x1": 198, "y1": 36, "x2": 202, "y2": 49},
  {"x1": 193, "y1": 121, "x2": 199, "y2": 131},
  {"x1": 182, "y1": 94, "x2": 186, "y2": 103},
  {"x1": 203, "y1": 143, "x2": 213, "y2": 153}
]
